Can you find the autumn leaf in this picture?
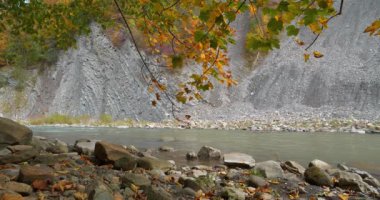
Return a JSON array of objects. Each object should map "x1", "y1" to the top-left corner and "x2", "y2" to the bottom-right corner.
[
  {"x1": 338, "y1": 193, "x2": 349, "y2": 200},
  {"x1": 304, "y1": 53, "x2": 310, "y2": 62},
  {"x1": 313, "y1": 51, "x2": 324, "y2": 58},
  {"x1": 32, "y1": 179, "x2": 49, "y2": 190},
  {"x1": 364, "y1": 19, "x2": 380, "y2": 36}
]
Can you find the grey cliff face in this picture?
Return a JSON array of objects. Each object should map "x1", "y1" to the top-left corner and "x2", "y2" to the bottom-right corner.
[{"x1": 0, "y1": 0, "x2": 379, "y2": 121}]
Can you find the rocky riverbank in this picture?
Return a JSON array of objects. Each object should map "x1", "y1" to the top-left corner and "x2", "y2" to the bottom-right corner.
[
  {"x1": 26, "y1": 117, "x2": 380, "y2": 134},
  {"x1": 1, "y1": 117, "x2": 380, "y2": 200}
]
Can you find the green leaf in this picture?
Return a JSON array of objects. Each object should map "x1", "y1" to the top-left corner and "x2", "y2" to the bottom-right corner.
[
  {"x1": 277, "y1": 1, "x2": 289, "y2": 12},
  {"x1": 172, "y1": 54, "x2": 184, "y2": 68},
  {"x1": 225, "y1": 11, "x2": 236, "y2": 22},
  {"x1": 199, "y1": 9, "x2": 211, "y2": 22},
  {"x1": 267, "y1": 17, "x2": 283, "y2": 34},
  {"x1": 303, "y1": 9, "x2": 318, "y2": 25},
  {"x1": 286, "y1": 25, "x2": 299, "y2": 36},
  {"x1": 194, "y1": 30, "x2": 206, "y2": 42}
]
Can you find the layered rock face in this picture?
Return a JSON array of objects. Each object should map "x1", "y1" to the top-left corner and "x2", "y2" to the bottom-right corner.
[{"x1": 0, "y1": 0, "x2": 379, "y2": 121}]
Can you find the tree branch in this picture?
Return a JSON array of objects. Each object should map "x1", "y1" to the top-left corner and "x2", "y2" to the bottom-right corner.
[
  {"x1": 305, "y1": 0, "x2": 344, "y2": 51},
  {"x1": 113, "y1": 0, "x2": 181, "y2": 120}
]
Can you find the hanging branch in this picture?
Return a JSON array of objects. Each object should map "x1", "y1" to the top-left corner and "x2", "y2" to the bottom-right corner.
[
  {"x1": 305, "y1": 0, "x2": 344, "y2": 51},
  {"x1": 112, "y1": 0, "x2": 181, "y2": 121}
]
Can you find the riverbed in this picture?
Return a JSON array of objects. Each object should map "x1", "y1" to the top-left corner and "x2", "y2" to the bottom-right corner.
[{"x1": 30, "y1": 126, "x2": 380, "y2": 175}]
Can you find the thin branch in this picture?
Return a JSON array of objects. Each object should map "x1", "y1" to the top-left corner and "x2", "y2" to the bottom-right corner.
[
  {"x1": 305, "y1": 0, "x2": 344, "y2": 51},
  {"x1": 160, "y1": 0, "x2": 180, "y2": 15},
  {"x1": 113, "y1": 0, "x2": 181, "y2": 120}
]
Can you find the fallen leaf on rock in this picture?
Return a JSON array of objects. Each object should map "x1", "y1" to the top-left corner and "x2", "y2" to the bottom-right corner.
[
  {"x1": 113, "y1": 192, "x2": 123, "y2": 200},
  {"x1": 32, "y1": 179, "x2": 49, "y2": 190},
  {"x1": 73, "y1": 192, "x2": 87, "y2": 200},
  {"x1": 51, "y1": 180, "x2": 74, "y2": 192},
  {"x1": 130, "y1": 183, "x2": 139, "y2": 193},
  {"x1": 338, "y1": 193, "x2": 349, "y2": 200}
]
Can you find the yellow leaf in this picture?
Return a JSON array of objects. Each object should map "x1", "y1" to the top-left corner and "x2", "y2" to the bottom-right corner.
[
  {"x1": 304, "y1": 53, "x2": 310, "y2": 62},
  {"x1": 364, "y1": 19, "x2": 380, "y2": 36},
  {"x1": 338, "y1": 193, "x2": 349, "y2": 200},
  {"x1": 313, "y1": 51, "x2": 324, "y2": 58},
  {"x1": 309, "y1": 22, "x2": 322, "y2": 34},
  {"x1": 249, "y1": 4, "x2": 257, "y2": 15}
]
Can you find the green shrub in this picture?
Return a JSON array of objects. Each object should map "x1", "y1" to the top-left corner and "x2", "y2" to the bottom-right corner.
[{"x1": 99, "y1": 114, "x2": 113, "y2": 124}]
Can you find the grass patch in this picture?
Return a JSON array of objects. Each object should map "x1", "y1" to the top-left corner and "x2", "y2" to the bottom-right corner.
[{"x1": 30, "y1": 114, "x2": 90, "y2": 125}]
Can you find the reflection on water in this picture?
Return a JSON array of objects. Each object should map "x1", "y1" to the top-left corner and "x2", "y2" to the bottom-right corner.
[{"x1": 30, "y1": 126, "x2": 380, "y2": 174}]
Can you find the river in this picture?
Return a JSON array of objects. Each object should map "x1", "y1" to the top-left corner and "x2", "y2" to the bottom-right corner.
[{"x1": 30, "y1": 126, "x2": 380, "y2": 176}]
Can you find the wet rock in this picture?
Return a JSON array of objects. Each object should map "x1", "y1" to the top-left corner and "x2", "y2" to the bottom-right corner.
[
  {"x1": 197, "y1": 146, "x2": 221, "y2": 160},
  {"x1": 121, "y1": 172, "x2": 151, "y2": 187},
  {"x1": 282, "y1": 160, "x2": 305, "y2": 175},
  {"x1": 247, "y1": 175, "x2": 268, "y2": 187},
  {"x1": 18, "y1": 165, "x2": 54, "y2": 184},
  {"x1": 46, "y1": 139, "x2": 68, "y2": 154},
  {"x1": 124, "y1": 187, "x2": 135, "y2": 198},
  {"x1": 74, "y1": 139, "x2": 99, "y2": 155},
  {"x1": 0, "y1": 117, "x2": 32, "y2": 146},
  {"x1": 0, "y1": 164, "x2": 20, "y2": 181},
  {"x1": 179, "y1": 187, "x2": 196, "y2": 198},
  {"x1": 332, "y1": 170, "x2": 379, "y2": 195},
  {"x1": 137, "y1": 157, "x2": 174, "y2": 171},
  {"x1": 0, "y1": 145, "x2": 38, "y2": 164},
  {"x1": 88, "y1": 182, "x2": 113, "y2": 200},
  {"x1": 308, "y1": 159, "x2": 332, "y2": 170},
  {"x1": 223, "y1": 152, "x2": 255, "y2": 168},
  {"x1": 158, "y1": 146, "x2": 174, "y2": 152},
  {"x1": 348, "y1": 168, "x2": 380, "y2": 188},
  {"x1": 183, "y1": 178, "x2": 202, "y2": 191},
  {"x1": 3, "y1": 181, "x2": 33, "y2": 196},
  {"x1": 114, "y1": 156, "x2": 137, "y2": 171},
  {"x1": 143, "y1": 185, "x2": 172, "y2": 200},
  {"x1": 32, "y1": 153, "x2": 69, "y2": 166},
  {"x1": 186, "y1": 151, "x2": 197, "y2": 160},
  {"x1": 254, "y1": 160, "x2": 284, "y2": 178},
  {"x1": 191, "y1": 169, "x2": 207, "y2": 178},
  {"x1": 0, "y1": 192, "x2": 24, "y2": 200},
  {"x1": 94, "y1": 141, "x2": 135, "y2": 163},
  {"x1": 337, "y1": 163, "x2": 350, "y2": 171},
  {"x1": 221, "y1": 187, "x2": 246, "y2": 200},
  {"x1": 304, "y1": 166, "x2": 333, "y2": 187}
]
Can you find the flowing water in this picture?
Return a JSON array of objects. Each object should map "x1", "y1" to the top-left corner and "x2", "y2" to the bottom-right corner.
[{"x1": 31, "y1": 126, "x2": 380, "y2": 175}]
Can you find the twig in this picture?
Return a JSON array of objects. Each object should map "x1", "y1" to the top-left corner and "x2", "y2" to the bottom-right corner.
[
  {"x1": 305, "y1": 0, "x2": 344, "y2": 51},
  {"x1": 113, "y1": 0, "x2": 181, "y2": 121}
]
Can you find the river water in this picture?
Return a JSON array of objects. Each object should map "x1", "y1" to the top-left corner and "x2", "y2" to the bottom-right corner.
[{"x1": 31, "y1": 126, "x2": 380, "y2": 175}]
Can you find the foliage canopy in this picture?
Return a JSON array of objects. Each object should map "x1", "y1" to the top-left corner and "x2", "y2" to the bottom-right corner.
[{"x1": 0, "y1": 0, "x2": 378, "y2": 108}]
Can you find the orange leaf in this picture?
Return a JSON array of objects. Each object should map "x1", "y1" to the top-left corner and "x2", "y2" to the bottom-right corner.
[
  {"x1": 338, "y1": 193, "x2": 349, "y2": 200},
  {"x1": 32, "y1": 179, "x2": 49, "y2": 190}
]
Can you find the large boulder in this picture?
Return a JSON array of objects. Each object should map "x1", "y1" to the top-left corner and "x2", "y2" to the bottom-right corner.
[
  {"x1": 254, "y1": 160, "x2": 284, "y2": 178},
  {"x1": 0, "y1": 117, "x2": 32, "y2": 146},
  {"x1": 332, "y1": 171, "x2": 379, "y2": 195},
  {"x1": 304, "y1": 166, "x2": 333, "y2": 187},
  {"x1": 223, "y1": 153, "x2": 255, "y2": 168},
  {"x1": 197, "y1": 146, "x2": 221, "y2": 160},
  {"x1": 18, "y1": 165, "x2": 55, "y2": 184},
  {"x1": 74, "y1": 139, "x2": 99, "y2": 155},
  {"x1": 0, "y1": 145, "x2": 38, "y2": 164},
  {"x1": 94, "y1": 141, "x2": 135, "y2": 163}
]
